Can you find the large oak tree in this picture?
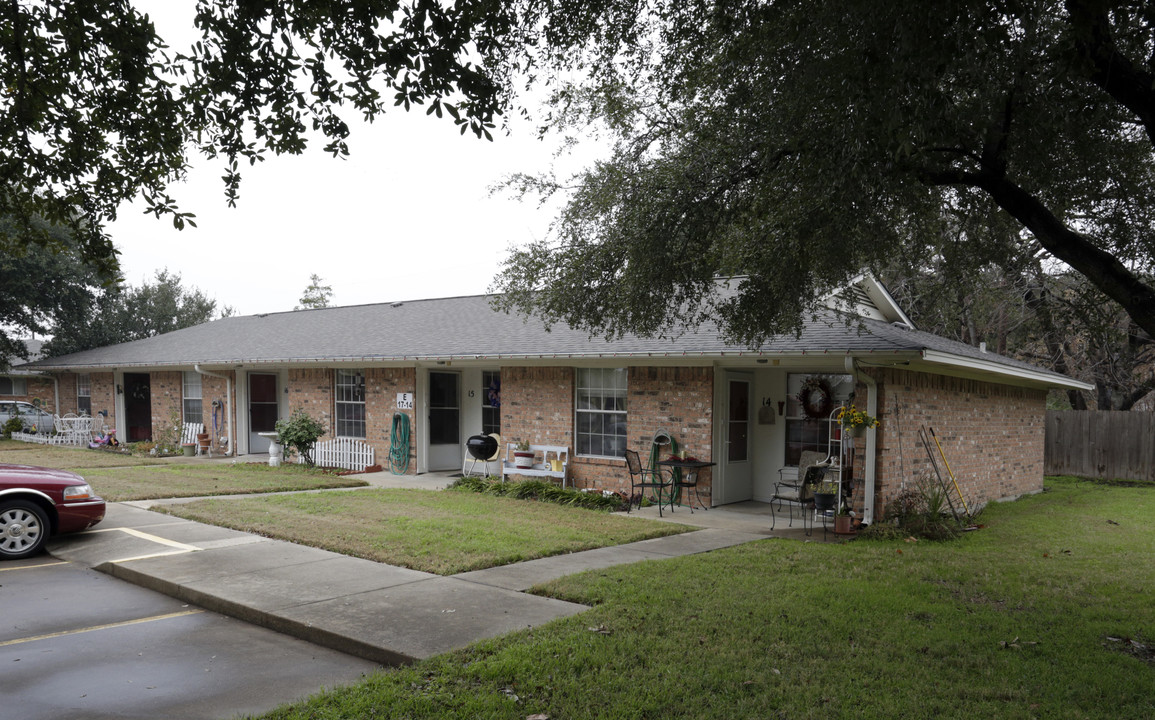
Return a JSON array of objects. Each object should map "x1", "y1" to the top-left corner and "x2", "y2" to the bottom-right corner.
[{"x1": 492, "y1": 0, "x2": 1155, "y2": 347}]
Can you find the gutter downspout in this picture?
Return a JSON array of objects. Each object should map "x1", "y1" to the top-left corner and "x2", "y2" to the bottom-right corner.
[
  {"x1": 51, "y1": 375, "x2": 59, "y2": 415},
  {"x1": 846, "y1": 356, "x2": 877, "y2": 524},
  {"x1": 194, "y1": 365, "x2": 235, "y2": 457}
]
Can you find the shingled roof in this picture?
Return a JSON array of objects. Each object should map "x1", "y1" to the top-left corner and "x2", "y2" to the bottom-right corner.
[{"x1": 21, "y1": 291, "x2": 1086, "y2": 390}]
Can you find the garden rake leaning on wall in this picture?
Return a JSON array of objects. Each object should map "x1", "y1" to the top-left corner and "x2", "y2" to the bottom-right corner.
[{"x1": 917, "y1": 426, "x2": 972, "y2": 523}]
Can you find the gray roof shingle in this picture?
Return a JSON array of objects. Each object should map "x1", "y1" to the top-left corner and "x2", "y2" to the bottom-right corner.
[{"x1": 21, "y1": 293, "x2": 1081, "y2": 388}]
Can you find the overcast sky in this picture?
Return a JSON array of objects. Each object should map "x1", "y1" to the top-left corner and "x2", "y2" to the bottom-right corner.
[{"x1": 109, "y1": 2, "x2": 586, "y2": 317}]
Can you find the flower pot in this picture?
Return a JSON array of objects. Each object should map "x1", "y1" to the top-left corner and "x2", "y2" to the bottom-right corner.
[
  {"x1": 848, "y1": 425, "x2": 867, "y2": 438},
  {"x1": 813, "y1": 491, "x2": 836, "y2": 513},
  {"x1": 514, "y1": 451, "x2": 535, "y2": 469},
  {"x1": 182, "y1": 443, "x2": 196, "y2": 457},
  {"x1": 834, "y1": 515, "x2": 856, "y2": 535}
]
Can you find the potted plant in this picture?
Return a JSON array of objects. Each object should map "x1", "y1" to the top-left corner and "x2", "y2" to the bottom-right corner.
[
  {"x1": 181, "y1": 442, "x2": 196, "y2": 457},
  {"x1": 836, "y1": 406, "x2": 879, "y2": 438},
  {"x1": 811, "y1": 479, "x2": 839, "y2": 513},
  {"x1": 834, "y1": 506, "x2": 856, "y2": 535},
  {"x1": 514, "y1": 440, "x2": 535, "y2": 469}
]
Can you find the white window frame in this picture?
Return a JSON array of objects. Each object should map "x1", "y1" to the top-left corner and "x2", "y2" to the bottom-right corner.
[
  {"x1": 182, "y1": 371, "x2": 203, "y2": 424},
  {"x1": 575, "y1": 367, "x2": 628, "y2": 459},
  {"x1": 784, "y1": 373, "x2": 854, "y2": 466},
  {"x1": 77, "y1": 373, "x2": 92, "y2": 415},
  {"x1": 481, "y1": 370, "x2": 500, "y2": 436},
  {"x1": 0, "y1": 377, "x2": 27, "y2": 396},
  {"x1": 335, "y1": 369, "x2": 366, "y2": 438}
]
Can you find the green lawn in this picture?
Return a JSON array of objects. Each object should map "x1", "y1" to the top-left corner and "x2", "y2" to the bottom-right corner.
[
  {"x1": 250, "y1": 477, "x2": 1155, "y2": 720},
  {"x1": 162, "y1": 488, "x2": 690, "y2": 574},
  {"x1": 79, "y1": 463, "x2": 369, "y2": 501},
  {"x1": 0, "y1": 442, "x2": 369, "y2": 500},
  {"x1": 0, "y1": 440, "x2": 167, "y2": 468}
]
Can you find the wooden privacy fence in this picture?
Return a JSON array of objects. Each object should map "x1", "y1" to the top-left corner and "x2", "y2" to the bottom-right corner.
[
  {"x1": 1045, "y1": 411, "x2": 1155, "y2": 482},
  {"x1": 298, "y1": 436, "x2": 375, "y2": 471}
]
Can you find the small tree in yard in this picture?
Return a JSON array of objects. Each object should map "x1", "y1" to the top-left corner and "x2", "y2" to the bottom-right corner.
[{"x1": 275, "y1": 411, "x2": 326, "y2": 467}]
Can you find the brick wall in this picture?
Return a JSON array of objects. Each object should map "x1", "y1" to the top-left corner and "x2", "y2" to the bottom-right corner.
[
  {"x1": 870, "y1": 367, "x2": 1047, "y2": 515},
  {"x1": 499, "y1": 365, "x2": 714, "y2": 497},
  {"x1": 194, "y1": 373, "x2": 233, "y2": 453},
  {"x1": 4, "y1": 375, "x2": 56, "y2": 411},
  {"x1": 286, "y1": 367, "x2": 416, "y2": 472},
  {"x1": 501, "y1": 366, "x2": 575, "y2": 481},
  {"x1": 365, "y1": 368, "x2": 416, "y2": 471},
  {"x1": 621, "y1": 366, "x2": 714, "y2": 497},
  {"x1": 91, "y1": 373, "x2": 116, "y2": 428},
  {"x1": 150, "y1": 371, "x2": 184, "y2": 446}
]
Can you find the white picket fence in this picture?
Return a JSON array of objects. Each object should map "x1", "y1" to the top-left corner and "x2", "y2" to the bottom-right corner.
[{"x1": 297, "y1": 437, "x2": 375, "y2": 471}]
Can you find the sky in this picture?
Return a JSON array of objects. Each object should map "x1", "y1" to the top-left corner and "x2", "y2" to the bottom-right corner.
[{"x1": 108, "y1": 2, "x2": 589, "y2": 317}]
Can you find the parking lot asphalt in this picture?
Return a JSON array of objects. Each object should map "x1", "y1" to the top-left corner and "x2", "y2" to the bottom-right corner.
[
  {"x1": 0, "y1": 556, "x2": 378, "y2": 720},
  {"x1": 45, "y1": 501, "x2": 767, "y2": 666}
]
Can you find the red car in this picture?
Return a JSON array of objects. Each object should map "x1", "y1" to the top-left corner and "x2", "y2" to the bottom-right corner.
[{"x1": 0, "y1": 464, "x2": 105, "y2": 560}]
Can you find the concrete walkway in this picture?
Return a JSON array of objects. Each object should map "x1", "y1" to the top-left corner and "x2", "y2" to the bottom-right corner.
[{"x1": 47, "y1": 470, "x2": 831, "y2": 667}]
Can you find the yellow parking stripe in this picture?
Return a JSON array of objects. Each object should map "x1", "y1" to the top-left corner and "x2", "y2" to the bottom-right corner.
[
  {"x1": 0, "y1": 561, "x2": 68, "y2": 572},
  {"x1": 0, "y1": 609, "x2": 204, "y2": 647},
  {"x1": 86, "y1": 526, "x2": 202, "y2": 552}
]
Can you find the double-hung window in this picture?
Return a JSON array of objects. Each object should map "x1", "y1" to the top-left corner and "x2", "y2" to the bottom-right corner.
[
  {"x1": 0, "y1": 377, "x2": 27, "y2": 396},
  {"x1": 576, "y1": 368, "x2": 627, "y2": 458},
  {"x1": 77, "y1": 374, "x2": 92, "y2": 415},
  {"x1": 182, "y1": 371, "x2": 203, "y2": 423},
  {"x1": 784, "y1": 373, "x2": 854, "y2": 465},
  {"x1": 335, "y1": 370, "x2": 366, "y2": 438},
  {"x1": 481, "y1": 370, "x2": 500, "y2": 436}
]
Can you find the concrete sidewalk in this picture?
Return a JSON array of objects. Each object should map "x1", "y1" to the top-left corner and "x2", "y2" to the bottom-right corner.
[{"x1": 47, "y1": 502, "x2": 768, "y2": 666}]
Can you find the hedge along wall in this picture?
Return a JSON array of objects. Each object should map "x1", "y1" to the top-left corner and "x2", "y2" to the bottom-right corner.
[{"x1": 869, "y1": 367, "x2": 1047, "y2": 515}]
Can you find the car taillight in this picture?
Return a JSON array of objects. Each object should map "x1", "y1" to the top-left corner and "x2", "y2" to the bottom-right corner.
[{"x1": 63, "y1": 484, "x2": 94, "y2": 501}]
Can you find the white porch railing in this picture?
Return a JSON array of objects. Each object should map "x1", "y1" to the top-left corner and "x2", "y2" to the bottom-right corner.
[{"x1": 298, "y1": 437, "x2": 375, "y2": 471}]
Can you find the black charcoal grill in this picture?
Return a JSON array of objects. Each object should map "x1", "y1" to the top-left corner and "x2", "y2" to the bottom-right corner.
[{"x1": 465, "y1": 434, "x2": 498, "y2": 476}]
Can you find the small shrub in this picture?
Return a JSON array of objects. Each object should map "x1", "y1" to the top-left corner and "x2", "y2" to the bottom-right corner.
[
  {"x1": 275, "y1": 410, "x2": 326, "y2": 466},
  {"x1": 862, "y1": 474, "x2": 968, "y2": 541},
  {"x1": 2, "y1": 416, "x2": 24, "y2": 438}
]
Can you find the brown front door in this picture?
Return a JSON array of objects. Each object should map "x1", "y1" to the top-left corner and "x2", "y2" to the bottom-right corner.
[{"x1": 124, "y1": 373, "x2": 152, "y2": 442}]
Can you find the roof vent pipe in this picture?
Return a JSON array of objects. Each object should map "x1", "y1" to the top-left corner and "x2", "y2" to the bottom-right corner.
[
  {"x1": 194, "y1": 365, "x2": 235, "y2": 456},
  {"x1": 846, "y1": 356, "x2": 877, "y2": 525}
]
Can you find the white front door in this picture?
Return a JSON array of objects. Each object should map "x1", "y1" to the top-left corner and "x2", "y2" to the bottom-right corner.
[
  {"x1": 719, "y1": 372, "x2": 753, "y2": 504},
  {"x1": 427, "y1": 371, "x2": 461, "y2": 471}
]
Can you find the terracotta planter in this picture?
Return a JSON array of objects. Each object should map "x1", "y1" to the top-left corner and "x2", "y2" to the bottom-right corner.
[
  {"x1": 834, "y1": 515, "x2": 856, "y2": 535},
  {"x1": 514, "y1": 451, "x2": 535, "y2": 469}
]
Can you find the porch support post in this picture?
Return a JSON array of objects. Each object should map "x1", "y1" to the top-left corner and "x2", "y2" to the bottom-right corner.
[
  {"x1": 194, "y1": 365, "x2": 235, "y2": 457},
  {"x1": 846, "y1": 357, "x2": 877, "y2": 524}
]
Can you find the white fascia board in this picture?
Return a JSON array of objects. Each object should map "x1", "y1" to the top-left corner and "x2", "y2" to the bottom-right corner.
[
  {"x1": 865, "y1": 278, "x2": 916, "y2": 329},
  {"x1": 920, "y1": 350, "x2": 1095, "y2": 391}
]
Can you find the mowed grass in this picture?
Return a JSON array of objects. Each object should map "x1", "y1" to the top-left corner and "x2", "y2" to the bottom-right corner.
[
  {"x1": 251, "y1": 477, "x2": 1155, "y2": 720},
  {"x1": 79, "y1": 463, "x2": 369, "y2": 501},
  {"x1": 0, "y1": 440, "x2": 166, "y2": 468},
  {"x1": 162, "y1": 488, "x2": 690, "y2": 575}
]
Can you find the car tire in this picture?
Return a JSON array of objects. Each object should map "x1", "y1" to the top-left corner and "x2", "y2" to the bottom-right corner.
[{"x1": 0, "y1": 500, "x2": 50, "y2": 560}]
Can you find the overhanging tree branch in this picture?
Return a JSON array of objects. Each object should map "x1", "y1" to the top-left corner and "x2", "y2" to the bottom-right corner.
[{"x1": 924, "y1": 166, "x2": 1155, "y2": 339}]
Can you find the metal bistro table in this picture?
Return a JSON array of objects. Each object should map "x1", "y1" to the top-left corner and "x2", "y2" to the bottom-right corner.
[{"x1": 657, "y1": 458, "x2": 715, "y2": 513}]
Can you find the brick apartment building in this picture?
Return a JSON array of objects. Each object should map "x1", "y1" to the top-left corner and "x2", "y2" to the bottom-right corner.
[{"x1": 18, "y1": 277, "x2": 1091, "y2": 523}]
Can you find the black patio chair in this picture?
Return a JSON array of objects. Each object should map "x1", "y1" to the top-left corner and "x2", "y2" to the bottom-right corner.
[{"x1": 625, "y1": 448, "x2": 671, "y2": 517}]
